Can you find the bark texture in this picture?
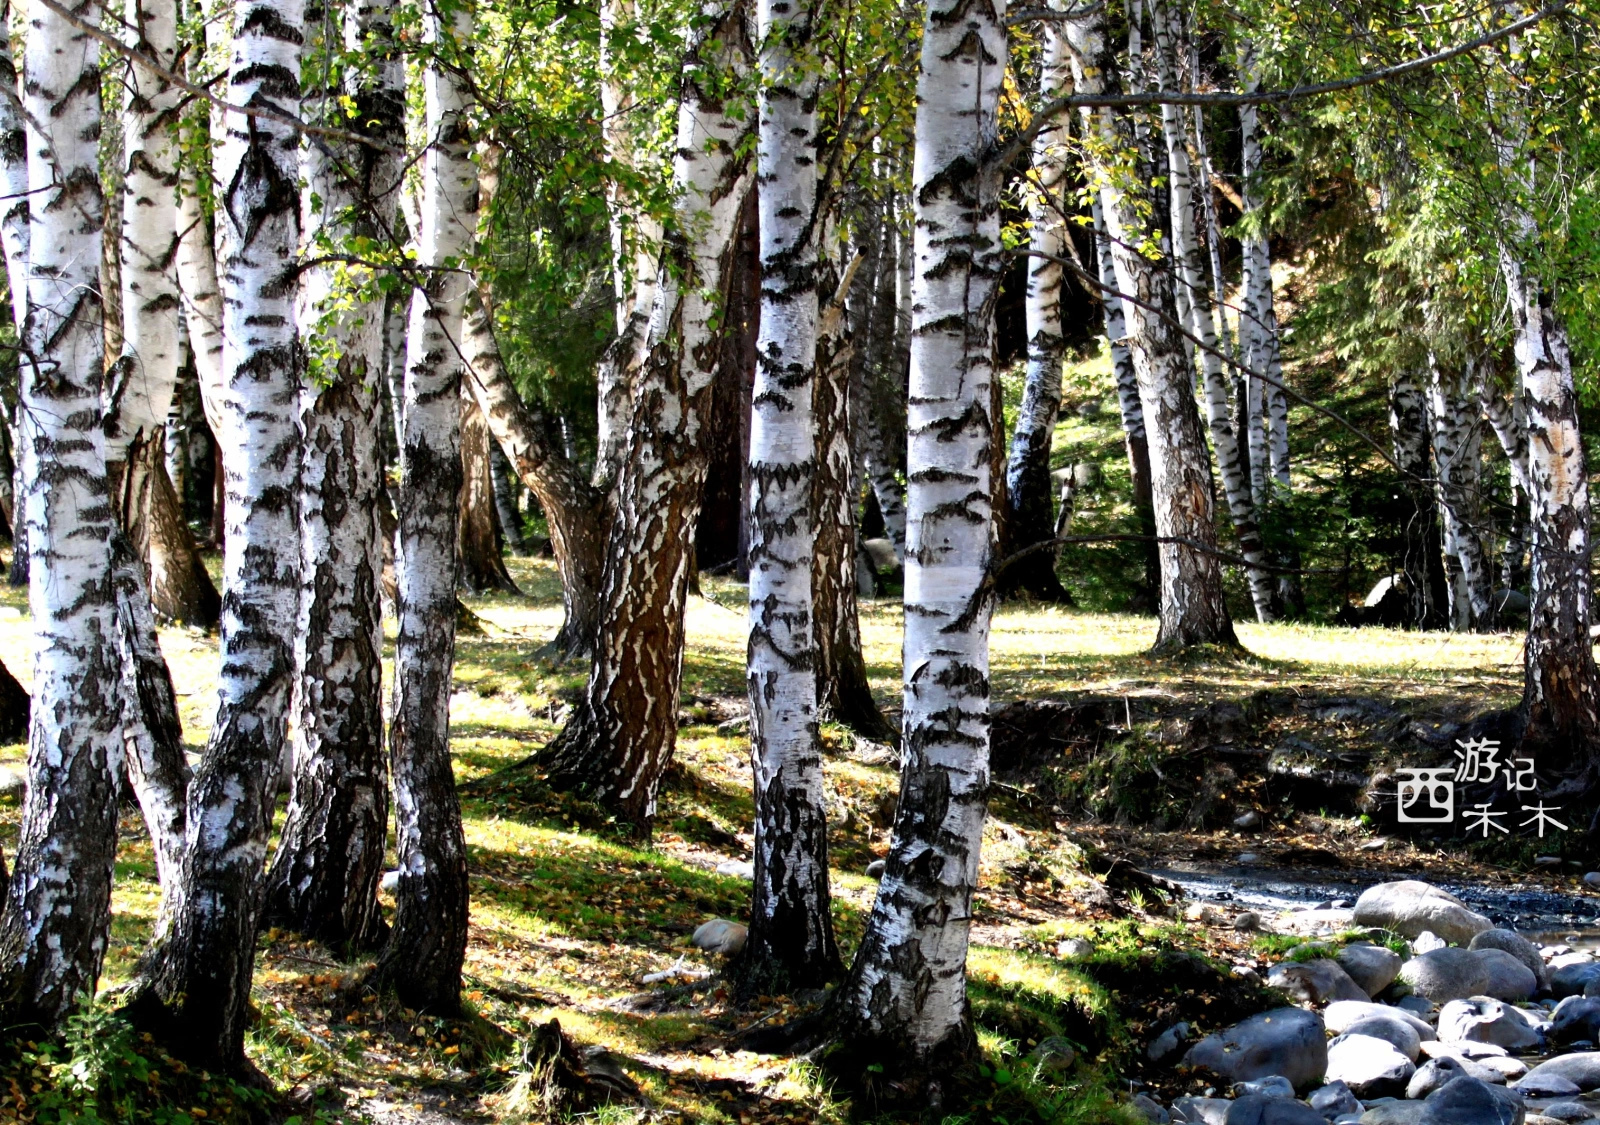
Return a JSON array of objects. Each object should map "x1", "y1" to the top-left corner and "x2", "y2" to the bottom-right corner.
[
  {"x1": 537, "y1": 0, "x2": 754, "y2": 836},
  {"x1": 458, "y1": 391, "x2": 518, "y2": 593},
  {"x1": 0, "y1": 0, "x2": 123, "y2": 1032},
  {"x1": 737, "y1": 0, "x2": 841, "y2": 996},
  {"x1": 373, "y1": 0, "x2": 476, "y2": 1013},
  {"x1": 1389, "y1": 368, "x2": 1448, "y2": 629},
  {"x1": 1426, "y1": 351, "x2": 1493, "y2": 631},
  {"x1": 839, "y1": 0, "x2": 1002, "y2": 1089},
  {"x1": 1070, "y1": 10, "x2": 1236, "y2": 653},
  {"x1": 128, "y1": 0, "x2": 305, "y2": 1069}
]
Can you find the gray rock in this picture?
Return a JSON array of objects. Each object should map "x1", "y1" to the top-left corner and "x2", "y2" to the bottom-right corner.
[
  {"x1": 1397, "y1": 996, "x2": 1438, "y2": 1019},
  {"x1": 1235, "y1": 810, "x2": 1264, "y2": 830},
  {"x1": 1400, "y1": 949, "x2": 1493, "y2": 1003},
  {"x1": 1133, "y1": 1093, "x2": 1171, "y2": 1123},
  {"x1": 691, "y1": 918, "x2": 748, "y2": 956},
  {"x1": 1413, "y1": 932, "x2": 1448, "y2": 955},
  {"x1": 1408, "y1": 1056, "x2": 1473, "y2": 1099},
  {"x1": 1338, "y1": 944, "x2": 1404, "y2": 998},
  {"x1": 1324, "y1": 1001, "x2": 1435, "y2": 1041},
  {"x1": 1358, "y1": 1102, "x2": 1426, "y2": 1125},
  {"x1": 1552, "y1": 997, "x2": 1600, "y2": 1045},
  {"x1": 865, "y1": 859, "x2": 886, "y2": 879},
  {"x1": 1326, "y1": 1034, "x2": 1415, "y2": 1098},
  {"x1": 1309, "y1": 1081, "x2": 1362, "y2": 1120},
  {"x1": 1437, "y1": 998, "x2": 1544, "y2": 1051},
  {"x1": 1552, "y1": 963, "x2": 1600, "y2": 999},
  {"x1": 1271, "y1": 959, "x2": 1371, "y2": 1006},
  {"x1": 1476, "y1": 949, "x2": 1539, "y2": 1002},
  {"x1": 1341, "y1": 1015, "x2": 1422, "y2": 1061},
  {"x1": 1172, "y1": 1097, "x2": 1233, "y2": 1125},
  {"x1": 715, "y1": 858, "x2": 755, "y2": 880},
  {"x1": 1417, "y1": 1076, "x2": 1525, "y2": 1125},
  {"x1": 1149, "y1": 1022, "x2": 1192, "y2": 1063},
  {"x1": 1410, "y1": 1049, "x2": 1507, "y2": 1087},
  {"x1": 1239, "y1": 853, "x2": 1262, "y2": 864},
  {"x1": 1029, "y1": 1036, "x2": 1077, "y2": 1074},
  {"x1": 1584, "y1": 873, "x2": 1600, "y2": 888},
  {"x1": 1353, "y1": 881, "x2": 1494, "y2": 946},
  {"x1": 1514, "y1": 1074, "x2": 1583, "y2": 1098},
  {"x1": 1421, "y1": 1038, "x2": 1510, "y2": 1060},
  {"x1": 1224, "y1": 1096, "x2": 1327, "y2": 1125},
  {"x1": 1474, "y1": 1056, "x2": 1527, "y2": 1082},
  {"x1": 0, "y1": 765, "x2": 23, "y2": 800},
  {"x1": 1057, "y1": 937, "x2": 1094, "y2": 959},
  {"x1": 1471, "y1": 930, "x2": 1551, "y2": 992},
  {"x1": 1538, "y1": 1103, "x2": 1596, "y2": 1123},
  {"x1": 1234, "y1": 1076, "x2": 1296, "y2": 1100},
  {"x1": 1184, "y1": 1008, "x2": 1329, "y2": 1091},
  {"x1": 1237, "y1": 912, "x2": 1263, "y2": 932},
  {"x1": 1520, "y1": 1053, "x2": 1600, "y2": 1093}
]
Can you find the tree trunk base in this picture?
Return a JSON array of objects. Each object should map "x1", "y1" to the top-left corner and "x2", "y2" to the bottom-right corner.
[{"x1": 494, "y1": 1018, "x2": 642, "y2": 1119}]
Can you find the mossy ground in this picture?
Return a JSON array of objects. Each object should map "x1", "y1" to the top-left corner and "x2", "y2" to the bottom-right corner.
[{"x1": 0, "y1": 533, "x2": 1562, "y2": 1123}]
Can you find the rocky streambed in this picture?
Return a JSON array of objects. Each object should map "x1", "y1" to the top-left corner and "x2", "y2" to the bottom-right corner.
[{"x1": 1116, "y1": 878, "x2": 1600, "y2": 1125}]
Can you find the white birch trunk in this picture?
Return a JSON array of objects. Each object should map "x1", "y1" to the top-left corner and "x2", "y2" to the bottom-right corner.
[
  {"x1": 105, "y1": 0, "x2": 183, "y2": 466},
  {"x1": 1238, "y1": 44, "x2": 1271, "y2": 505},
  {"x1": 129, "y1": 0, "x2": 304, "y2": 1067},
  {"x1": 173, "y1": 26, "x2": 224, "y2": 430},
  {"x1": 740, "y1": 0, "x2": 838, "y2": 991},
  {"x1": 840, "y1": 0, "x2": 1002, "y2": 1080},
  {"x1": 0, "y1": 0, "x2": 123, "y2": 1030},
  {"x1": 377, "y1": 0, "x2": 475, "y2": 1011},
  {"x1": 1152, "y1": 0, "x2": 1273, "y2": 623},
  {"x1": 1426, "y1": 351, "x2": 1493, "y2": 630},
  {"x1": 1001, "y1": 8, "x2": 1069, "y2": 598}
]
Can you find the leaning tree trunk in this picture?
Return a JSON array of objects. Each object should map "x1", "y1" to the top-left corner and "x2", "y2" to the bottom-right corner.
[
  {"x1": 458, "y1": 391, "x2": 519, "y2": 594},
  {"x1": 1152, "y1": 0, "x2": 1274, "y2": 623},
  {"x1": 1093, "y1": 197, "x2": 1159, "y2": 606},
  {"x1": 1389, "y1": 368, "x2": 1449, "y2": 629},
  {"x1": 838, "y1": 0, "x2": 1002, "y2": 1093},
  {"x1": 262, "y1": 0, "x2": 403, "y2": 956},
  {"x1": 815, "y1": 244, "x2": 894, "y2": 742},
  {"x1": 1000, "y1": 10, "x2": 1070, "y2": 602},
  {"x1": 126, "y1": 0, "x2": 304, "y2": 1071},
  {"x1": 536, "y1": 0, "x2": 754, "y2": 836},
  {"x1": 737, "y1": 0, "x2": 841, "y2": 997},
  {"x1": 0, "y1": 0, "x2": 123, "y2": 1032},
  {"x1": 1070, "y1": 10, "x2": 1236, "y2": 654},
  {"x1": 1426, "y1": 351, "x2": 1494, "y2": 631},
  {"x1": 1499, "y1": 225, "x2": 1600, "y2": 790},
  {"x1": 466, "y1": 282, "x2": 604, "y2": 657},
  {"x1": 370, "y1": 0, "x2": 476, "y2": 1015}
]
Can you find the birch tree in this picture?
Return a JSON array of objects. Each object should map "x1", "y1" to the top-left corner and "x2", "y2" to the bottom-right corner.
[
  {"x1": 264, "y1": 0, "x2": 404, "y2": 954},
  {"x1": 128, "y1": 0, "x2": 305, "y2": 1068},
  {"x1": 838, "y1": 0, "x2": 1002, "y2": 1086},
  {"x1": 1426, "y1": 350, "x2": 1493, "y2": 630},
  {"x1": 0, "y1": 0, "x2": 123, "y2": 1032},
  {"x1": 372, "y1": 0, "x2": 476, "y2": 1012},
  {"x1": 1000, "y1": 9, "x2": 1070, "y2": 601},
  {"x1": 1151, "y1": 0, "x2": 1275, "y2": 622},
  {"x1": 1068, "y1": 8, "x2": 1236, "y2": 652},
  {"x1": 0, "y1": 1, "x2": 27, "y2": 591},
  {"x1": 737, "y1": 0, "x2": 840, "y2": 993},
  {"x1": 1389, "y1": 368, "x2": 1448, "y2": 628},
  {"x1": 538, "y1": 0, "x2": 754, "y2": 835}
]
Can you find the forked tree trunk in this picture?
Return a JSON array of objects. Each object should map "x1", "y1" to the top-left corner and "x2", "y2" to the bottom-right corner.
[
  {"x1": 466, "y1": 284, "x2": 604, "y2": 657},
  {"x1": 737, "y1": 0, "x2": 841, "y2": 996},
  {"x1": 127, "y1": 0, "x2": 304, "y2": 1070},
  {"x1": 0, "y1": 0, "x2": 123, "y2": 1033},
  {"x1": 537, "y1": 0, "x2": 754, "y2": 836},
  {"x1": 1000, "y1": 15, "x2": 1070, "y2": 603},
  {"x1": 838, "y1": 0, "x2": 1002, "y2": 1092},
  {"x1": 815, "y1": 245, "x2": 893, "y2": 742},
  {"x1": 1093, "y1": 197, "x2": 1159, "y2": 606},
  {"x1": 263, "y1": 0, "x2": 403, "y2": 955},
  {"x1": 1152, "y1": 0, "x2": 1274, "y2": 623},
  {"x1": 1070, "y1": 11, "x2": 1236, "y2": 653},
  {"x1": 121, "y1": 434, "x2": 220, "y2": 625},
  {"x1": 1426, "y1": 351, "x2": 1493, "y2": 630},
  {"x1": 371, "y1": 0, "x2": 476, "y2": 1014},
  {"x1": 1389, "y1": 369, "x2": 1449, "y2": 629}
]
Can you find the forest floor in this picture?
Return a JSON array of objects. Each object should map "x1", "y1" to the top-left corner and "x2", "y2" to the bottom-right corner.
[{"x1": 0, "y1": 555, "x2": 1588, "y2": 1125}]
